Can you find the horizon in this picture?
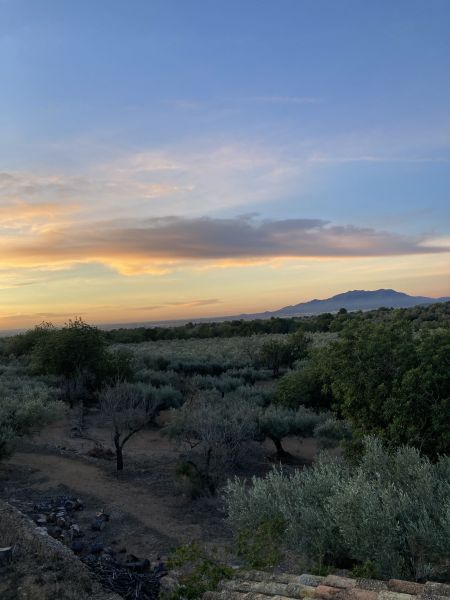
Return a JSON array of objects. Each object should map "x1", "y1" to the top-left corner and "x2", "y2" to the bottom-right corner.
[
  {"x1": 0, "y1": 286, "x2": 448, "y2": 335},
  {"x1": 2, "y1": 1, "x2": 450, "y2": 329}
]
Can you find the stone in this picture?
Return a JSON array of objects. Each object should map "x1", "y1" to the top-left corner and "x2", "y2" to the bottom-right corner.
[
  {"x1": 323, "y1": 576, "x2": 357, "y2": 590},
  {"x1": 423, "y1": 583, "x2": 450, "y2": 598},
  {"x1": 388, "y1": 581, "x2": 424, "y2": 596},
  {"x1": 0, "y1": 546, "x2": 13, "y2": 564},
  {"x1": 299, "y1": 586, "x2": 319, "y2": 598},
  {"x1": 379, "y1": 591, "x2": 415, "y2": 600},
  {"x1": 315, "y1": 585, "x2": 344, "y2": 600},
  {"x1": 299, "y1": 575, "x2": 326, "y2": 588},
  {"x1": 285, "y1": 583, "x2": 317, "y2": 597},
  {"x1": 346, "y1": 588, "x2": 379, "y2": 600},
  {"x1": 160, "y1": 575, "x2": 179, "y2": 596},
  {"x1": 357, "y1": 580, "x2": 388, "y2": 592}
]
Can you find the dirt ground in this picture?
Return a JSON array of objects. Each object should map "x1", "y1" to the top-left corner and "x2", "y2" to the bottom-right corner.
[{"x1": 0, "y1": 408, "x2": 327, "y2": 564}]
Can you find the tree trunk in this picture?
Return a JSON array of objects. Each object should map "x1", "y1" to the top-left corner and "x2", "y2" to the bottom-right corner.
[
  {"x1": 269, "y1": 436, "x2": 289, "y2": 458},
  {"x1": 114, "y1": 432, "x2": 124, "y2": 471}
]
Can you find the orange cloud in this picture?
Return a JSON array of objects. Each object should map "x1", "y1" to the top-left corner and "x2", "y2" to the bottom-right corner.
[{"x1": 2, "y1": 215, "x2": 449, "y2": 276}]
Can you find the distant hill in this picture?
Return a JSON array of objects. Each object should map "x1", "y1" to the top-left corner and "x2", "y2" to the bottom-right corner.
[
  {"x1": 240, "y1": 289, "x2": 449, "y2": 319},
  {"x1": 1, "y1": 289, "x2": 448, "y2": 336}
]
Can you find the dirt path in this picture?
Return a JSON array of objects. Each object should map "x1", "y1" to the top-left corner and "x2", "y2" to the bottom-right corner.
[{"x1": 6, "y1": 451, "x2": 202, "y2": 548}]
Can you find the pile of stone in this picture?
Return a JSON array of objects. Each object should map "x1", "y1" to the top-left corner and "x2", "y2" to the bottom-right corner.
[
  {"x1": 204, "y1": 571, "x2": 450, "y2": 600},
  {"x1": 33, "y1": 495, "x2": 85, "y2": 543},
  {"x1": 30, "y1": 494, "x2": 164, "y2": 600}
]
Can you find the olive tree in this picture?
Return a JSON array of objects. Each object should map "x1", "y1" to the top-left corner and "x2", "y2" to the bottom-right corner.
[
  {"x1": 257, "y1": 405, "x2": 327, "y2": 458},
  {"x1": 225, "y1": 437, "x2": 450, "y2": 580},
  {"x1": 100, "y1": 381, "x2": 182, "y2": 470},
  {"x1": 165, "y1": 394, "x2": 259, "y2": 492},
  {"x1": 0, "y1": 384, "x2": 62, "y2": 460}
]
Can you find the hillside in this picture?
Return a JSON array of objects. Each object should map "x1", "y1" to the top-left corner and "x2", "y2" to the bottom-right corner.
[{"x1": 239, "y1": 288, "x2": 449, "y2": 319}]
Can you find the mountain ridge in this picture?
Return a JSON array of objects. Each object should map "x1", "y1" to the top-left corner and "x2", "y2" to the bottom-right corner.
[
  {"x1": 238, "y1": 288, "x2": 449, "y2": 319},
  {"x1": 1, "y1": 289, "x2": 448, "y2": 336}
]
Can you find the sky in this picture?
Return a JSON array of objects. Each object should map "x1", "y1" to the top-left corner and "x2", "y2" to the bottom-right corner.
[{"x1": 1, "y1": 0, "x2": 449, "y2": 329}]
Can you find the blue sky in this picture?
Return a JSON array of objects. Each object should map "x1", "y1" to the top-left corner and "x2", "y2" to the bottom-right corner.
[{"x1": 1, "y1": 0, "x2": 449, "y2": 327}]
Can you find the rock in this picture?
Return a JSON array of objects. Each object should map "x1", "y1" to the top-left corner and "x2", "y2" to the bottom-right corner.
[
  {"x1": 357, "y1": 580, "x2": 388, "y2": 592},
  {"x1": 0, "y1": 546, "x2": 13, "y2": 564},
  {"x1": 315, "y1": 584, "x2": 344, "y2": 599},
  {"x1": 91, "y1": 541, "x2": 105, "y2": 554},
  {"x1": 323, "y1": 575, "x2": 357, "y2": 590},
  {"x1": 423, "y1": 583, "x2": 450, "y2": 598},
  {"x1": 160, "y1": 575, "x2": 179, "y2": 596},
  {"x1": 299, "y1": 575, "x2": 326, "y2": 588},
  {"x1": 71, "y1": 540, "x2": 86, "y2": 554},
  {"x1": 56, "y1": 516, "x2": 67, "y2": 528},
  {"x1": 91, "y1": 518, "x2": 106, "y2": 531},
  {"x1": 347, "y1": 588, "x2": 379, "y2": 600},
  {"x1": 379, "y1": 591, "x2": 415, "y2": 600},
  {"x1": 389, "y1": 581, "x2": 425, "y2": 596}
]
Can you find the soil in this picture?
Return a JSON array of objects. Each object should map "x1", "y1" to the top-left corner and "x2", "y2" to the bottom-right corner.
[{"x1": 0, "y1": 408, "x2": 330, "y2": 564}]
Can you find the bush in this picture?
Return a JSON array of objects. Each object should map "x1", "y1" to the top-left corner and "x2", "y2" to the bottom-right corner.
[
  {"x1": 236, "y1": 517, "x2": 285, "y2": 568},
  {"x1": 166, "y1": 543, "x2": 232, "y2": 600},
  {"x1": 0, "y1": 384, "x2": 62, "y2": 460},
  {"x1": 225, "y1": 437, "x2": 450, "y2": 580},
  {"x1": 276, "y1": 359, "x2": 332, "y2": 410}
]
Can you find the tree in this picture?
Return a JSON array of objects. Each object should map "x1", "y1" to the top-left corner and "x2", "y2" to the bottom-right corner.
[
  {"x1": 0, "y1": 385, "x2": 62, "y2": 461},
  {"x1": 324, "y1": 322, "x2": 450, "y2": 457},
  {"x1": 32, "y1": 318, "x2": 107, "y2": 382},
  {"x1": 257, "y1": 405, "x2": 327, "y2": 459},
  {"x1": 285, "y1": 330, "x2": 311, "y2": 366},
  {"x1": 99, "y1": 382, "x2": 150, "y2": 471},
  {"x1": 276, "y1": 357, "x2": 332, "y2": 410},
  {"x1": 258, "y1": 339, "x2": 291, "y2": 377},
  {"x1": 3, "y1": 322, "x2": 55, "y2": 357},
  {"x1": 165, "y1": 394, "x2": 259, "y2": 492}
]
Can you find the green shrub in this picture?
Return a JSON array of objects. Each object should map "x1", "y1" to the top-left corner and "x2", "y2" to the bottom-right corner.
[
  {"x1": 166, "y1": 543, "x2": 232, "y2": 600},
  {"x1": 236, "y1": 517, "x2": 284, "y2": 568},
  {"x1": 225, "y1": 437, "x2": 450, "y2": 580},
  {"x1": 0, "y1": 383, "x2": 62, "y2": 460}
]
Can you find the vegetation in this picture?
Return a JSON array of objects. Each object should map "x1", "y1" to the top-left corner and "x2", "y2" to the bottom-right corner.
[
  {"x1": 225, "y1": 437, "x2": 450, "y2": 580},
  {"x1": 165, "y1": 393, "x2": 259, "y2": 493},
  {"x1": 256, "y1": 405, "x2": 327, "y2": 458},
  {"x1": 0, "y1": 301, "x2": 449, "y2": 582},
  {"x1": 99, "y1": 380, "x2": 181, "y2": 470},
  {"x1": 166, "y1": 543, "x2": 232, "y2": 600},
  {"x1": 0, "y1": 365, "x2": 62, "y2": 460}
]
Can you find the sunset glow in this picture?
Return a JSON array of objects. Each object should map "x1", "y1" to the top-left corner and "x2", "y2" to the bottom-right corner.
[{"x1": 1, "y1": 1, "x2": 449, "y2": 330}]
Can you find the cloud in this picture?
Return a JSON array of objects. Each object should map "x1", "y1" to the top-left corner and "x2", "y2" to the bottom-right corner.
[
  {"x1": 2, "y1": 214, "x2": 448, "y2": 276},
  {"x1": 134, "y1": 298, "x2": 221, "y2": 311},
  {"x1": 0, "y1": 201, "x2": 77, "y2": 223}
]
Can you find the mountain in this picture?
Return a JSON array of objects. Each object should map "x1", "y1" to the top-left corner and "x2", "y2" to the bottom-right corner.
[{"x1": 238, "y1": 289, "x2": 449, "y2": 319}]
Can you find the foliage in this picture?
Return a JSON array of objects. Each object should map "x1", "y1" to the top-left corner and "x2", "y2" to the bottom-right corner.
[
  {"x1": 323, "y1": 323, "x2": 450, "y2": 457},
  {"x1": 313, "y1": 417, "x2": 353, "y2": 450},
  {"x1": 257, "y1": 404, "x2": 327, "y2": 456},
  {"x1": 0, "y1": 378, "x2": 62, "y2": 460},
  {"x1": 225, "y1": 437, "x2": 450, "y2": 580},
  {"x1": 165, "y1": 394, "x2": 259, "y2": 490},
  {"x1": 276, "y1": 357, "x2": 332, "y2": 410},
  {"x1": 349, "y1": 560, "x2": 379, "y2": 579},
  {"x1": 166, "y1": 543, "x2": 232, "y2": 600},
  {"x1": 258, "y1": 339, "x2": 292, "y2": 377},
  {"x1": 31, "y1": 318, "x2": 108, "y2": 383},
  {"x1": 3, "y1": 322, "x2": 55, "y2": 357},
  {"x1": 99, "y1": 381, "x2": 151, "y2": 470},
  {"x1": 236, "y1": 517, "x2": 285, "y2": 568}
]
